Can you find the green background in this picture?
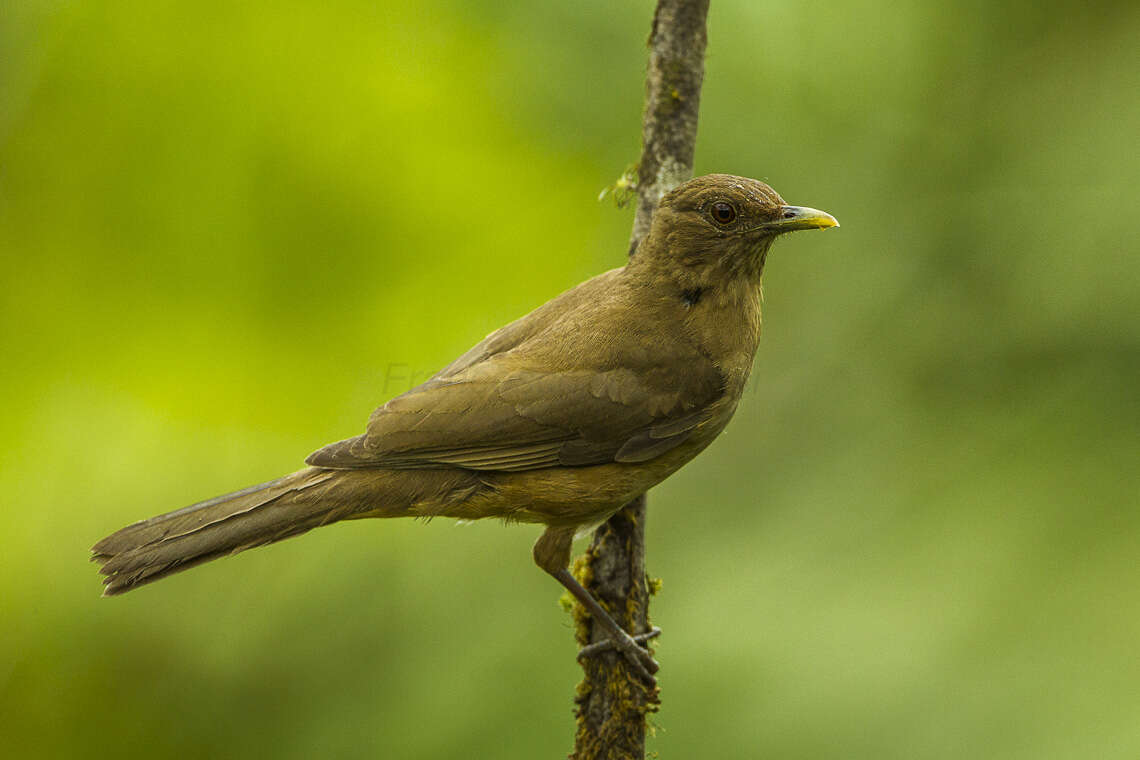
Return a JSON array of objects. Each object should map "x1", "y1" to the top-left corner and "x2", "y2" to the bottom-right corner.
[{"x1": 3, "y1": 1, "x2": 1138, "y2": 757}]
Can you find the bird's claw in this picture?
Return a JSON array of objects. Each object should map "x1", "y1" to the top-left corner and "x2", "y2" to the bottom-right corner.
[
  {"x1": 577, "y1": 626, "x2": 661, "y2": 658},
  {"x1": 577, "y1": 627, "x2": 661, "y2": 686}
]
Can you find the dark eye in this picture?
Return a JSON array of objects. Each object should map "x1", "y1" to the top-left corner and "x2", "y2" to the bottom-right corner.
[{"x1": 710, "y1": 201, "x2": 737, "y2": 225}]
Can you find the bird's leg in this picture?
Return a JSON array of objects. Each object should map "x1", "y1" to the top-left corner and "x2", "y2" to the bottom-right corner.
[
  {"x1": 534, "y1": 526, "x2": 660, "y2": 686},
  {"x1": 551, "y1": 568, "x2": 661, "y2": 681}
]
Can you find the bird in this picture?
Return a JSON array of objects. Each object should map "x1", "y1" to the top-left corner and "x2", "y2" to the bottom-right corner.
[{"x1": 92, "y1": 173, "x2": 837, "y2": 685}]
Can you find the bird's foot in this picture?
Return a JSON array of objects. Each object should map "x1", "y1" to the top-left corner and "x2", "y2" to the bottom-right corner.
[{"x1": 577, "y1": 627, "x2": 661, "y2": 686}]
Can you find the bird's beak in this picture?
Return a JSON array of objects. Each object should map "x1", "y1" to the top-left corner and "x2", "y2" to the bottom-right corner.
[{"x1": 761, "y1": 206, "x2": 839, "y2": 234}]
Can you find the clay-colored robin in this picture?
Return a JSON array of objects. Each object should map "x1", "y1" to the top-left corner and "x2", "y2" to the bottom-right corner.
[{"x1": 93, "y1": 173, "x2": 837, "y2": 684}]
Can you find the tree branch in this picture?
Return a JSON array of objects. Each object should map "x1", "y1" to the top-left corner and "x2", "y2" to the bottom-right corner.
[{"x1": 570, "y1": 2, "x2": 710, "y2": 758}]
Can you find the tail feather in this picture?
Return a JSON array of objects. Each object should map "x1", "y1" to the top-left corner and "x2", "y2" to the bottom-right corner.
[{"x1": 92, "y1": 468, "x2": 345, "y2": 596}]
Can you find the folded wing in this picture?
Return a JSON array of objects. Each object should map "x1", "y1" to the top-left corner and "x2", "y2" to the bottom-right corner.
[{"x1": 306, "y1": 354, "x2": 724, "y2": 472}]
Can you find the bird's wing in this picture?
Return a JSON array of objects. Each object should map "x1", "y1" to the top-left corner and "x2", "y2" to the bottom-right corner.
[{"x1": 305, "y1": 352, "x2": 725, "y2": 472}]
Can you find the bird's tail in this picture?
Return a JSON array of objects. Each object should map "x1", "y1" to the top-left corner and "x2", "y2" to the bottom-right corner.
[{"x1": 92, "y1": 467, "x2": 361, "y2": 596}]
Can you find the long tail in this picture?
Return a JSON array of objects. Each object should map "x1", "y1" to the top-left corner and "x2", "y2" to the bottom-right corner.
[{"x1": 92, "y1": 467, "x2": 358, "y2": 596}]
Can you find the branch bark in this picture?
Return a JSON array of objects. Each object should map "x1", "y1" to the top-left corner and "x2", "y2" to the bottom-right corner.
[{"x1": 570, "y1": 2, "x2": 710, "y2": 758}]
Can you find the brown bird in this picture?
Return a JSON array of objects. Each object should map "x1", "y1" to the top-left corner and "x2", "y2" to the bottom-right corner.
[{"x1": 92, "y1": 173, "x2": 837, "y2": 684}]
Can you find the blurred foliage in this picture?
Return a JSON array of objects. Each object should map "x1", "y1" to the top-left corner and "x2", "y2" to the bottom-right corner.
[{"x1": 2, "y1": 0, "x2": 1139, "y2": 757}]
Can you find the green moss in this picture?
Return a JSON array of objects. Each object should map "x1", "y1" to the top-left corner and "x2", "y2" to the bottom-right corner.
[
  {"x1": 569, "y1": 547, "x2": 598, "y2": 646},
  {"x1": 598, "y1": 164, "x2": 639, "y2": 208}
]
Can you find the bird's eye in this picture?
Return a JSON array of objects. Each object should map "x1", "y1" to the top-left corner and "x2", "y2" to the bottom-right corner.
[{"x1": 710, "y1": 201, "x2": 737, "y2": 225}]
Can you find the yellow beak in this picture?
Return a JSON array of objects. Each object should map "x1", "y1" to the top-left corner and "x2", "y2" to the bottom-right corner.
[{"x1": 764, "y1": 205, "x2": 839, "y2": 233}]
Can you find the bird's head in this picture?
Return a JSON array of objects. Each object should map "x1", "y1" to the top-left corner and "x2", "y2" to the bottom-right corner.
[{"x1": 634, "y1": 173, "x2": 838, "y2": 285}]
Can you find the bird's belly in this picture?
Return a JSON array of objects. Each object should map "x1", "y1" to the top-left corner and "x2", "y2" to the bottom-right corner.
[{"x1": 462, "y1": 433, "x2": 721, "y2": 528}]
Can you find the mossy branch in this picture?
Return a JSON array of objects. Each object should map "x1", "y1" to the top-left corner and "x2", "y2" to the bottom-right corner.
[{"x1": 570, "y1": 2, "x2": 710, "y2": 758}]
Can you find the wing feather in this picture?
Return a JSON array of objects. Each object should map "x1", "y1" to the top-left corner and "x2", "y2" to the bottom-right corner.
[{"x1": 305, "y1": 270, "x2": 727, "y2": 472}]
